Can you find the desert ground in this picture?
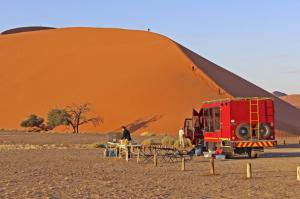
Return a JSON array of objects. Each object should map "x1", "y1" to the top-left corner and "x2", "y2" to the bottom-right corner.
[{"x1": 0, "y1": 132, "x2": 300, "y2": 199}]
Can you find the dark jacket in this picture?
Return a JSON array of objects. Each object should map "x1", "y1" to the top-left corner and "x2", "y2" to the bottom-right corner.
[{"x1": 122, "y1": 129, "x2": 132, "y2": 141}]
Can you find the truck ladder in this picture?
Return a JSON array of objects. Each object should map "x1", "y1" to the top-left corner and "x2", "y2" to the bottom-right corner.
[{"x1": 249, "y1": 98, "x2": 260, "y2": 140}]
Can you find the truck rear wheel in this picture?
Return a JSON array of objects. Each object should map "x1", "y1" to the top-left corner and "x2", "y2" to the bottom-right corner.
[
  {"x1": 255, "y1": 123, "x2": 272, "y2": 139},
  {"x1": 235, "y1": 123, "x2": 251, "y2": 140}
]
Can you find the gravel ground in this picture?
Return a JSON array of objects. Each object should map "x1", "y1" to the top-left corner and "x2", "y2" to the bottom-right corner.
[{"x1": 0, "y1": 132, "x2": 300, "y2": 199}]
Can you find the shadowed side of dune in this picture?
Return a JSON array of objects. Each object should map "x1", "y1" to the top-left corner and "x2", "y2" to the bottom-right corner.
[
  {"x1": 280, "y1": 95, "x2": 300, "y2": 109},
  {"x1": 1, "y1": 26, "x2": 56, "y2": 35}
]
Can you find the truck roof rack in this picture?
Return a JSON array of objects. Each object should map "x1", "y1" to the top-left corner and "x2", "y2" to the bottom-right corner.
[{"x1": 202, "y1": 97, "x2": 274, "y2": 104}]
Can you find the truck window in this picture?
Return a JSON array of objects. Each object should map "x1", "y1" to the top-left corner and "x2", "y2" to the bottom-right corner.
[
  {"x1": 204, "y1": 108, "x2": 210, "y2": 132},
  {"x1": 209, "y1": 108, "x2": 215, "y2": 132},
  {"x1": 204, "y1": 107, "x2": 221, "y2": 132},
  {"x1": 213, "y1": 107, "x2": 220, "y2": 130}
]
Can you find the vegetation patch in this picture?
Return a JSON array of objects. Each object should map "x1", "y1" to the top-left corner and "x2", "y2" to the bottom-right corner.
[
  {"x1": 141, "y1": 138, "x2": 161, "y2": 146},
  {"x1": 174, "y1": 138, "x2": 192, "y2": 148},
  {"x1": 160, "y1": 135, "x2": 176, "y2": 146},
  {"x1": 20, "y1": 103, "x2": 103, "y2": 133},
  {"x1": 92, "y1": 142, "x2": 107, "y2": 148}
]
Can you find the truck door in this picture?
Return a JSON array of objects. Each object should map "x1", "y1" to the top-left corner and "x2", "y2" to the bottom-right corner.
[
  {"x1": 184, "y1": 118, "x2": 193, "y2": 139},
  {"x1": 192, "y1": 109, "x2": 200, "y2": 138}
]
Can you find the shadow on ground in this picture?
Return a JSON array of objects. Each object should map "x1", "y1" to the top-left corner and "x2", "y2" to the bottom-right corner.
[
  {"x1": 114, "y1": 115, "x2": 163, "y2": 133},
  {"x1": 276, "y1": 144, "x2": 300, "y2": 149},
  {"x1": 261, "y1": 152, "x2": 300, "y2": 158}
]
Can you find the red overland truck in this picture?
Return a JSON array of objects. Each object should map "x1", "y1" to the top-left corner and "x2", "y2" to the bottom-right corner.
[{"x1": 184, "y1": 97, "x2": 277, "y2": 158}]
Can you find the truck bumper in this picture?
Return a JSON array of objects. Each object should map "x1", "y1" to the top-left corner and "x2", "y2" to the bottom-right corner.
[{"x1": 234, "y1": 140, "x2": 277, "y2": 148}]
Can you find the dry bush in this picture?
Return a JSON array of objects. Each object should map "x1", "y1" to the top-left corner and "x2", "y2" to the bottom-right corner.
[
  {"x1": 174, "y1": 138, "x2": 193, "y2": 148},
  {"x1": 0, "y1": 144, "x2": 43, "y2": 150},
  {"x1": 140, "y1": 131, "x2": 156, "y2": 137},
  {"x1": 141, "y1": 138, "x2": 154, "y2": 146},
  {"x1": 141, "y1": 138, "x2": 161, "y2": 146},
  {"x1": 161, "y1": 136, "x2": 176, "y2": 146},
  {"x1": 0, "y1": 128, "x2": 27, "y2": 133},
  {"x1": 92, "y1": 142, "x2": 106, "y2": 148},
  {"x1": 174, "y1": 140, "x2": 180, "y2": 148},
  {"x1": 185, "y1": 138, "x2": 192, "y2": 147}
]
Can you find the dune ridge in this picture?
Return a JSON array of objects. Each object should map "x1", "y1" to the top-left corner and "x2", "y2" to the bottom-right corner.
[{"x1": 0, "y1": 27, "x2": 299, "y2": 135}]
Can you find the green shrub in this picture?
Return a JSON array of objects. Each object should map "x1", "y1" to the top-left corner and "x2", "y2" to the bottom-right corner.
[
  {"x1": 47, "y1": 108, "x2": 70, "y2": 129},
  {"x1": 20, "y1": 114, "x2": 45, "y2": 129}
]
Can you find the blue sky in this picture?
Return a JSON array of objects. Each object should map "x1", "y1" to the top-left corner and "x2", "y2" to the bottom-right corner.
[{"x1": 1, "y1": 0, "x2": 299, "y2": 93}]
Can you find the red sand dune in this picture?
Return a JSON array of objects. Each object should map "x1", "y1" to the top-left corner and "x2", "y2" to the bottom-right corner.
[
  {"x1": 0, "y1": 27, "x2": 299, "y2": 135},
  {"x1": 280, "y1": 95, "x2": 300, "y2": 109}
]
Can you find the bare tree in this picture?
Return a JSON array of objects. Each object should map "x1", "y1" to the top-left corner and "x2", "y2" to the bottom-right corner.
[{"x1": 65, "y1": 103, "x2": 103, "y2": 133}]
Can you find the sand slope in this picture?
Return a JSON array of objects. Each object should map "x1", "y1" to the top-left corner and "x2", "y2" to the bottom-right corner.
[
  {"x1": 0, "y1": 27, "x2": 299, "y2": 135},
  {"x1": 280, "y1": 95, "x2": 300, "y2": 109}
]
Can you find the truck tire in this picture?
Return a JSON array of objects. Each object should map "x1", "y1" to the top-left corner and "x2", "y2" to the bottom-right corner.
[
  {"x1": 246, "y1": 148, "x2": 259, "y2": 158},
  {"x1": 235, "y1": 123, "x2": 251, "y2": 140},
  {"x1": 251, "y1": 151, "x2": 258, "y2": 158},
  {"x1": 247, "y1": 148, "x2": 252, "y2": 158},
  {"x1": 255, "y1": 123, "x2": 271, "y2": 139}
]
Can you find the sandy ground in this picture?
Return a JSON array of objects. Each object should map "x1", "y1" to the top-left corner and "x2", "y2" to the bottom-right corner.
[{"x1": 0, "y1": 132, "x2": 300, "y2": 199}]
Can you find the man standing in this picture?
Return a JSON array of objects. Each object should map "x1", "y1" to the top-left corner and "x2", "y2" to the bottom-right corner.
[
  {"x1": 121, "y1": 126, "x2": 132, "y2": 159},
  {"x1": 179, "y1": 128, "x2": 185, "y2": 148},
  {"x1": 121, "y1": 126, "x2": 132, "y2": 141}
]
